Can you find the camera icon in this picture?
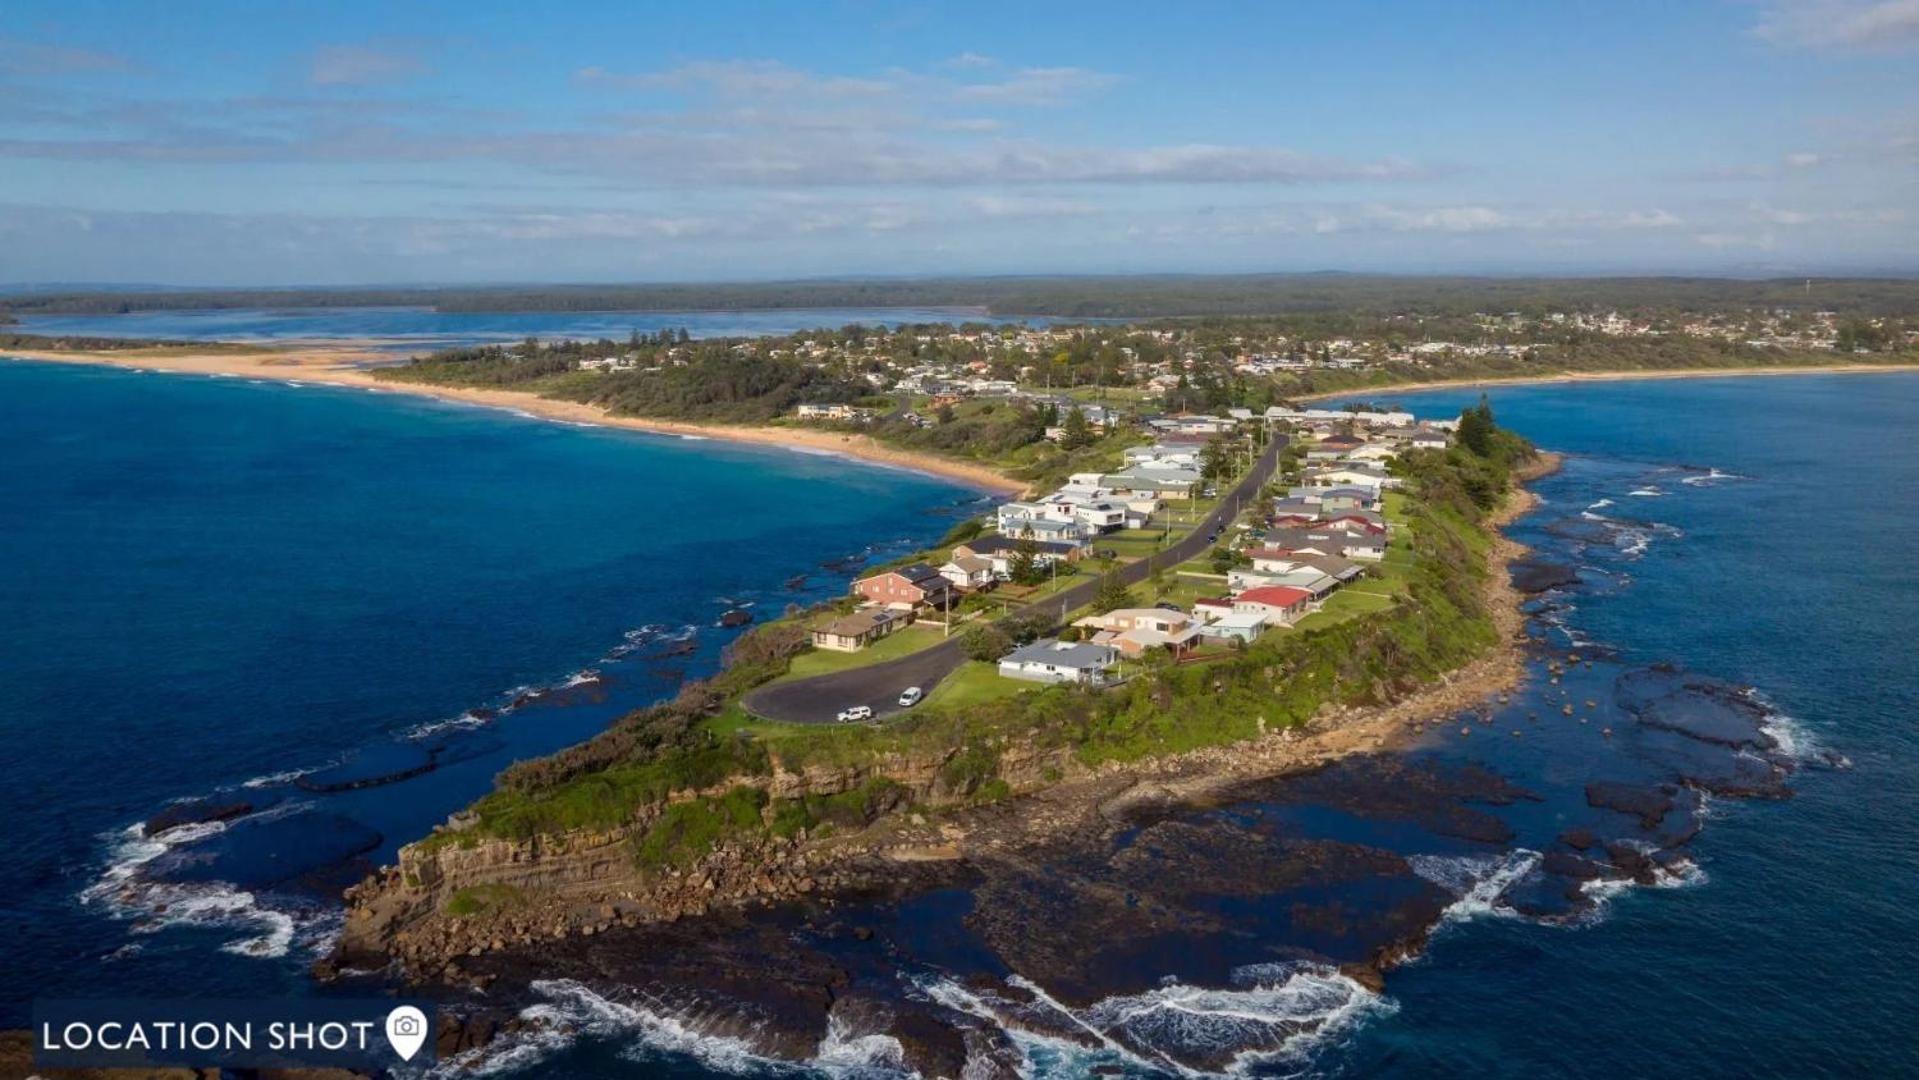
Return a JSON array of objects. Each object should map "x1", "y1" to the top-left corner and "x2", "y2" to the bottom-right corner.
[{"x1": 393, "y1": 1016, "x2": 420, "y2": 1036}]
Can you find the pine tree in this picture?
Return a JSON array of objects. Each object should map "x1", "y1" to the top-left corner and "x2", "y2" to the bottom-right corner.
[{"x1": 1093, "y1": 569, "x2": 1135, "y2": 614}]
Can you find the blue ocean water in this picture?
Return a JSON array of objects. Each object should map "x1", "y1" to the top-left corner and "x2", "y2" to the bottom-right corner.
[
  {"x1": 1327, "y1": 373, "x2": 1919, "y2": 1077},
  {"x1": 496, "y1": 373, "x2": 1919, "y2": 1079},
  {"x1": 0, "y1": 357, "x2": 977, "y2": 1022},
  {"x1": 7, "y1": 361, "x2": 1916, "y2": 1079},
  {"x1": 10, "y1": 306, "x2": 1073, "y2": 350}
]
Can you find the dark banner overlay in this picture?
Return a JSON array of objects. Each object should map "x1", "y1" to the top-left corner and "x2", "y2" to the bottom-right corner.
[{"x1": 34, "y1": 999, "x2": 439, "y2": 1070}]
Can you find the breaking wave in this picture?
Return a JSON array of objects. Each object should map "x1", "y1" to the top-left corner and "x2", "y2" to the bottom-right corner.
[
  {"x1": 443, "y1": 979, "x2": 783, "y2": 1078},
  {"x1": 1408, "y1": 849, "x2": 1541, "y2": 924},
  {"x1": 918, "y1": 964, "x2": 1390, "y2": 1078},
  {"x1": 81, "y1": 813, "x2": 327, "y2": 960}
]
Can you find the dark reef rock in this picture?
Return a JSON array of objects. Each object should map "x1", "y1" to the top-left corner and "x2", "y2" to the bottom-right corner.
[
  {"x1": 718, "y1": 608, "x2": 754, "y2": 628},
  {"x1": 1585, "y1": 781, "x2": 1677, "y2": 829},
  {"x1": 1510, "y1": 559, "x2": 1580, "y2": 593},
  {"x1": 143, "y1": 798, "x2": 254, "y2": 837},
  {"x1": 298, "y1": 743, "x2": 437, "y2": 793}
]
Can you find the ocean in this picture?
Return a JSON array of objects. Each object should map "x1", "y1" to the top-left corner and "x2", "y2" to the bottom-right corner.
[
  {"x1": 0, "y1": 357, "x2": 981, "y2": 1022},
  {"x1": 425, "y1": 372, "x2": 1918, "y2": 1078},
  {"x1": 8, "y1": 306, "x2": 1075, "y2": 351},
  {"x1": 6, "y1": 361, "x2": 1916, "y2": 1078}
]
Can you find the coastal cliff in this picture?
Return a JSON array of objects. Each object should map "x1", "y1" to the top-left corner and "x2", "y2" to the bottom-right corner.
[{"x1": 333, "y1": 446, "x2": 1555, "y2": 989}]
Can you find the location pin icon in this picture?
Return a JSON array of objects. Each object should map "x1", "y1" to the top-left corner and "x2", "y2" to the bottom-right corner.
[{"x1": 385, "y1": 1005, "x2": 428, "y2": 1062}]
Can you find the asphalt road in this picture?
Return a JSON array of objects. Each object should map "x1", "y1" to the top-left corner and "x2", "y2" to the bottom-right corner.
[{"x1": 743, "y1": 435, "x2": 1285, "y2": 724}]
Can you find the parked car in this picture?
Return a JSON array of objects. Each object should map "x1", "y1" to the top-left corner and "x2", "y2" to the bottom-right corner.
[
  {"x1": 1155, "y1": 602, "x2": 1182, "y2": 612},
  {"x1": 836, "y1": 705, "x2": 873, "y2": 723},
  {"x1": 897, "y1": 686, "x2": 924, "y2": 707}
]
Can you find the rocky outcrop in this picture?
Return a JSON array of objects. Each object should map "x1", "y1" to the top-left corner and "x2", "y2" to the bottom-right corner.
[{"x1": 335, "y1": 733, "x2": 1083, "y2": 978}]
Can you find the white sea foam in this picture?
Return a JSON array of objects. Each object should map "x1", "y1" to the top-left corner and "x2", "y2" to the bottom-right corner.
[
  {"x1": 1587, "y1": 498, "x2": 1615, "y2": 509},
  {"x1": 1408, "y1": 849, "x2": 1541, "y2": 924},
  {"x1": 1627, "y1": 487, "x2": 1664, "y2": 497},
  {"x1": 814, "y1": 1014, "x2": 912, "y2": 1077},
  {"x1": 241, "y1": 764, "x2": 320, "y2": 789},
  {"x1": 918, "y1": 964, "x2": 1390, "y2": 1079},
  {"x1": 1680, "y1": 468, "x2": 1745, "y2": 487},
  {"x1": 557, "y1": 668, "x2": 603, "y2": 689},
  {"x1": 679, "y1": 434, "x2": 711, "y2": 441},
  {"x1": 445, "y1": 979, "x2": 779, "y2": 1078},
  {"x1": 81, "y1": 816, "x2": 319, "y2": 960},
  {"x1": 402, "y1": 709, "x2": 494, "y2": 740}
]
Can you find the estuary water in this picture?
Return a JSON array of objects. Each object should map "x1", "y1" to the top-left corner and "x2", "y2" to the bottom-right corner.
[
  {"x1": 8, "y1": 306, "x2": 1068, "y2": 351},
  {"x1": 0, "y1": 357, "x2": 978, "y2": 1022}
]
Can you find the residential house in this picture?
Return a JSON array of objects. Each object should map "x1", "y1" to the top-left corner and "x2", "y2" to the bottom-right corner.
[
  {"x1": 793, "y1": 403, "x2": 874, "y2": 422},
  {"x1": 1232, "y1": 585, "x2": 1317, "y2": 626},
  {"x1": 938, "y1": 554, "x2": 996, "y2": 591},
  {"x1": 953, "y1": 537, "x2": 1081, "y2": 579},
  {"x1": 998, "y1": 639, "x2": 1120, "y2": 685},
  {"x1": 811, "y1": 609, "x2": 904, "y2": 652},
  {"x1": 853, "y1": 563, "x2": 955, "y2": 611},
  {"x1": 1071, "y1": 608, "x2": 1202, "y2": 657},
  {"x1": 1200, "y1": 609, "x2": 1268, "y2": 643}
]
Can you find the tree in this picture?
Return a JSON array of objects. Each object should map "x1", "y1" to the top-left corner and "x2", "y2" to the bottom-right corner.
[
  {"x1": 961, "y1": 625, "x2": 1012, "y2": 662},
  {"x1": 1200, "y1": 436, "x2": 1234, "y2": 481},
  {"x1": 1008, "y1": 535, "x2": 1041, "y2": 585},
  {"x1": 1093, "y1": 569, "x2": 1135, "y2": 614},
  {"x1": 1060, "y1": 407, "x2": 1092, "y2": 450},
  {"x1": 1457, "y1": 395, "x2": 1497, "y2": 457}
]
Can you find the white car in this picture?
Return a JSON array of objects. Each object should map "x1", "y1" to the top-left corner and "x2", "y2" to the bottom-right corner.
[
  {"x1": 836, "y1": 705, "x2": 874, "y2": 723},
  {"x1": 897, "y1": 686, "x2": 924, "y2": 708}
]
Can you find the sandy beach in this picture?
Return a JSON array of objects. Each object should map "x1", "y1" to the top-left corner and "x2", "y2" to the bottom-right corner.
[
  {"x1": 1297, "y1": 361, "x2": 1919, "y2": 402},
  {"x1": 0, "y1": 345, "x2": 1029, "y2": 496}
]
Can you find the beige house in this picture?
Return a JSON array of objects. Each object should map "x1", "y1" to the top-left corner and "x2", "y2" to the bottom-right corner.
[
  {"x1": 1071, "y1": 607, "x2": 1202, "y2": 657},
  {"x1": 811, "y1": 609, "x2": 906, "y2": 652}
]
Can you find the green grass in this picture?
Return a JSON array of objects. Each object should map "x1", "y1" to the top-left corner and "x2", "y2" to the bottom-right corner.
[
  {"x1": 444, "y1": 883, "x2": 526, "y2": 917},
  {"x1": 776, "y1": 624, "x2": 948, "y2": 681},
  {"x1": 1293, "y1": 587, "x2": 1401, "y2": 631},
  {"x1": 921, "y1": 660, "x2": 1032, "y2": 710},
  {"x1": 633, "y1": 786, "x2": 769, "y2": 869}
]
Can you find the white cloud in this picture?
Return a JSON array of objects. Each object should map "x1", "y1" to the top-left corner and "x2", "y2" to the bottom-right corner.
[
  {"x1": 310, "y1": 44, "x2": 429, "y2": 87},
  {"x1": 1753, "y1": 0, "x2": 1919, "y2": 51},
  {"x1": 952, "y1": 66, "x2": 1120, "y2": 106},
  {"x1": 939, "y1": 52, "x2": 997, "y2": 70},
  {"x1": 0, "y1": 35, "x2": 132, "y2": 77}
]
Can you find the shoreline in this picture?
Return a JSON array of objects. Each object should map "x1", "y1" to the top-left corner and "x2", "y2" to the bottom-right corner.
[
  {"x1": 344, "y1": 452, "x2": 1562, "y2": 992},
  {"x1": 1297, "y1": 361, "x2": 1918, "y2": 402},
  {"x1": 0, "y1": 346, "x2": 1028, "y2": 496}
]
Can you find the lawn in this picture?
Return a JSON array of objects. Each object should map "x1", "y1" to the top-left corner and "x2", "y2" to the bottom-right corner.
[
  {"x1": 775, "y1": 623, "x2": 949, "y2": 682},
  {"x1": 921, "y1": 660, "x2": 1033, "y2": 711},
  {"x1": 1293, "y1": 585, "x2": 1403, "y2": 631}
]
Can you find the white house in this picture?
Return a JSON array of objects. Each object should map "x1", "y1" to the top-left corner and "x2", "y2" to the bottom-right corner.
[{"x1": 998, "y1": 639, "x2": 1120, "y2": 685}]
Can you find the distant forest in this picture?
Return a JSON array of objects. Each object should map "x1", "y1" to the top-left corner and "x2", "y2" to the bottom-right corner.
[{"x1": 6, "y1": 274, "x2": 1919, "y2": 319}]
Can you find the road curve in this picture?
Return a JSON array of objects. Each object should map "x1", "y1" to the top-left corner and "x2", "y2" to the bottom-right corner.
[{"x1": 743, "y1": 434, "x2": 1285, "y2": 724}]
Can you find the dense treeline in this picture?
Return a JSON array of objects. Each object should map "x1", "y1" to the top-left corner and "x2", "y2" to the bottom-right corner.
[
  {"x1": 9, "y1": 274, "x2": 1919, "y2": 318},
  {"x1": 384, "y1": 336, "x2": 870, "y2": 423}
]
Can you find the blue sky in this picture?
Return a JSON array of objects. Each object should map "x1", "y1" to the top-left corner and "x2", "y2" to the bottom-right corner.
[{"x1": 1, "y1": 0, "x2": 1915, "y2": 284}]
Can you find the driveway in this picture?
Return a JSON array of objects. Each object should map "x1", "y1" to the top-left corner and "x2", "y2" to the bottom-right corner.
[{"x1": 743, "y1": 434, "x2": 1285, "y2": 724}]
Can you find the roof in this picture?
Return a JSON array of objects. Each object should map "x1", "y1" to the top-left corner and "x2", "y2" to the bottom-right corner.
[
  {"x1": 1236, "y1": 585, "x2": 1315, "y2": 609},
  {"x1": 1001, "y1": 639, "x2": 1118, "y2": 670},
  {"x1": 816, "y1": 610, "x2": 895, "y2": 637},
  {"x1": 960, "y1": 536, "x2": 1079, "y2": 557},
  {"x1": 1208, "y1": 610, "x2": 1269, "y2": 630},
  {"x1": 943, "y1": 554, "x2": 993, "y2": 574},
  {"x1": 892, "y1": 563, "x2": 948, "y2": 585}
]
